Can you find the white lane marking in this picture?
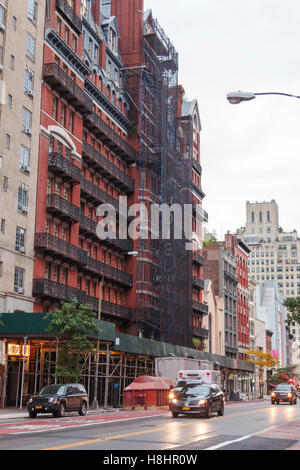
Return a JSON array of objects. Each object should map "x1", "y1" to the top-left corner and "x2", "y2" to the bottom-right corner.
[
  {"x1": 9, "y1": 414, "x2": 168, "y2": 435},
  {"x1": 204, "y1": 425, "x2": 280, "y2": 450},
  {"x1": 163, "y1": 432, "x2": 217, "y2": 450}
]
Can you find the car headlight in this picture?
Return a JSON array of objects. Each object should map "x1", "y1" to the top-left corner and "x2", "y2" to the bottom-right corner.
[
  {"x1": 28, "y1": 398, "x2": 33, "y2": 404},
  {"x1": 169, "y1": 392, "x2": 175, "y2": 400},
  {"x1": 271, "y1": 392, "x2": 276, "y2": 397},
  {"x1": 199, "y1": 399, "x2": 207, "y2": 405},
  {"x1": 172, "y1": 399, "x2": 177, "y2": 404},
  {"x1": 288, "y1": 393, "x2": 292, "y2": 398},
  {"x1": 48, "y1": 397, "x2": 55, "y2": 403}
]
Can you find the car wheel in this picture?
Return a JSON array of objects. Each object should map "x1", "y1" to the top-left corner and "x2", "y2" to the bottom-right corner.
[
  {"x1": 29, "y1": 410, "x2": 37, "y2": 419},
  {"x1": 79, "y1": 402, "x2": 87, "y2": 416},
  {"x1": 52, "y1": 411, "x2": 57, "y2": 418},
  {"x1": 290, "y1": 400, "x2": 293, "y2": 405},
  {"x1": 218, "y1": 403, "x2": 224, "y2": 416},
  {"x1": 206, "y1": 405, "x2": 212, "y2": 419},
  {"x1": 57, "y1": 403, "x2": 66, "y2": 417},
  {"x1": 271, "y1": 401, "x2": 275, "y2": 405},
  {"x1": 295, "y1": 399, "x2": 298, "y2": 405},
  {"x1": 172, "y1": 412, "x2": 179, "y2": 418}
]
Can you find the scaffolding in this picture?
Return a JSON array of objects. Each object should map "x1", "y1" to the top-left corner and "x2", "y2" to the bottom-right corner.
[
  {"x1": 0, "y1": 338, "x2": 154, "y2": 409},
  {"x1": 131, "y1": 14, "x2": 193, "y2": 347}
]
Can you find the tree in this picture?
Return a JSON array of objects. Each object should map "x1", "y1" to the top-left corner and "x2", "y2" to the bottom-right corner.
[
  {"x1": 246, "y1": 349, "x2": 280, "y2": 369},
  {"x1": 203, "y1": 235, "x2": 218, "y2": 247},
  {"x1": 45, "y1": 302, "x2": 100, "y2": 383},
  {"x1": 267, "y1": 365, "x2": 297, "y2": 387},
  {"x1": 284, "y1": 297, "x2": 300, "y2": 325}
]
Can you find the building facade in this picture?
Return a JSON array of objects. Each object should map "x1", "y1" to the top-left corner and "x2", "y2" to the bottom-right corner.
[
  {"x1": 238, "y1": 200, "x2": 299, "y2": 366},
  {"x1": 0, "y1": 0, "x2": 45, "y2": 313}
]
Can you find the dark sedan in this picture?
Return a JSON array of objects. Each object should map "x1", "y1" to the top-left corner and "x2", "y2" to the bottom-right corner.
[
  {"x1": 271, "y1": 384, "x2": 298, "y2": 405},
  {"x1": 169, "y1": 382, "x2": 225, "y2": 418}
]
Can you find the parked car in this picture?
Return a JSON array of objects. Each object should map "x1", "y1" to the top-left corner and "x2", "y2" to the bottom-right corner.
[
  {"x1": 169, "y1": 381, "x2": 225, "y2": 418},
  {"x1": 27, "y1": 384, "x2": 88, "y2": 418},
  {"x1": 271, "y1": 384, "x2": 298, "y2": 405}
]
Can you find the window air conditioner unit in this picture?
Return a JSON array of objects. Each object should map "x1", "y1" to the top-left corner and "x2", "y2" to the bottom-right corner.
[
  {"x1": 21, "y1": 206, "x2": 29, "y2": 214},
  {"x1": 25, "y1": 89, "x2": 34, "y2": 98},
  {"x1": 17, "y1": 287, "x2": 25, "y2": 294},
  {"x1": 0, "y1": 23, "x2": 5, "y2": 32},
  {"x1": 24, "y1": 166, "x2": 31, "y2": 173},
  {"x1": 26, "y1": 128, "x2": 32, "y2": 135},
  {"x1": 19, "y1": 247, "x2": 26, "y2": 254},
  {"x1": 0, "y1": 64, "x2": 3, "y2": 71}
]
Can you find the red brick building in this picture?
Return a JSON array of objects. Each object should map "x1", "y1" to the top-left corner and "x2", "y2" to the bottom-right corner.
[{"x1": 31, "y1": 0, "x2": 207, "y2": 348}]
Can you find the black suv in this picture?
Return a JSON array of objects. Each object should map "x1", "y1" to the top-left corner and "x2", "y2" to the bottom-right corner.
[
  {"x1": 169, "y1": 382, "x2": 225, "y2": 418},
  {"x1": 271, "y1": 384, "x2": 298, "y2": 405},
  {"x1": 27, "y1": 384, "x2": 88, "y2": 418}
]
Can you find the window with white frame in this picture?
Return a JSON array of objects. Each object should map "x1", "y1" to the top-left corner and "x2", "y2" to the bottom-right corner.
[
  {"x1": 0, "y1": 5, "x2": 4, "y2": 26},
  {"x1": 18, "y1": 186, "x2": 28, "y2": 211},
  {"x1": 15, "y1": 227, "x2": 26, "y2": 252},
  {"x1": 22, "y1": 107, "x2": 32, "y2": 132},
  {"x1": 24, "y1": 69, "x2": 34, "y2": 93},
  {"x1": 14, "y1": 267, "x2": 25, "y2": 293},
  {"x1": 20, "y1": 145, "x2": 30, "y2": 170},
  {"x1": 26, "y1": 33, "x2": 36, "y2": 60},
  {"x1": 28, "y1": 0, "x2": 38, "y2": 23}
]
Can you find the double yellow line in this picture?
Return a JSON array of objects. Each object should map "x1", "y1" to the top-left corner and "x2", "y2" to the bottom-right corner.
[{"x1": 43, "y1": 406, "x2": 274, "y2": 450}]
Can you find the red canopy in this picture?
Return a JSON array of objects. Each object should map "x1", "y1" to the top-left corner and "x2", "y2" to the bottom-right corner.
[{"x1": 124, "y1": 376, "x2": 175, "y2": 391}]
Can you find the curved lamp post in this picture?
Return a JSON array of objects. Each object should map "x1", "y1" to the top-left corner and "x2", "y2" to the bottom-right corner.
[{"x1": 227, "y1": 90, "x2": 300, "y2": 105}]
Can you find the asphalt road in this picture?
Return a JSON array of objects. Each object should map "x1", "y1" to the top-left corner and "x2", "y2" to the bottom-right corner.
[{"x1": 0, "y1": 401, "x2": 300, "y2": 452}]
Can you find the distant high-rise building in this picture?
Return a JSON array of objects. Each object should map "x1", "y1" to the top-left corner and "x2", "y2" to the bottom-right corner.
[{"x1": 238, "y1": 200, "x2": 297, "y2": 365}]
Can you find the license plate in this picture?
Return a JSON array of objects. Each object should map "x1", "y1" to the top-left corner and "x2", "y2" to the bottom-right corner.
[
  {"x1": 35, "y1": 406, "x2": 42, "y2": 409},
  {"x1": 183, "y1": 407, "x2": 190, "y2": 411}
]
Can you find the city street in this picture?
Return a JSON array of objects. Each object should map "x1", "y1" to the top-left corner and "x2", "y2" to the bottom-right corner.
[{"x1": 0, "y1": 401, "x2": 300, "y2": 451}]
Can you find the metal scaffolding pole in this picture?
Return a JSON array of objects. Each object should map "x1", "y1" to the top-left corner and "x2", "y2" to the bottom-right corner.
[
  {"x1": 2, "y1": 340, "x2": 8, "y2": 409},
  {"x1": 104, "y1": 343, "x2": 110, "y2": 409},
  {"x1": 15, "y1": 340, "x2": 22, "y2": 408},
  {"x1": 19, "y1": 337, "x2": 27, "y2": 410},
  {"x1": 34, "y1": 341, "x2": 40, "y2": 395}
]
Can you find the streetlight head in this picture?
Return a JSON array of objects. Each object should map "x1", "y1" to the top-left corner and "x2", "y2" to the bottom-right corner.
[{"x1": 227, "y1": 91, "x2": 256, "y2": 104}]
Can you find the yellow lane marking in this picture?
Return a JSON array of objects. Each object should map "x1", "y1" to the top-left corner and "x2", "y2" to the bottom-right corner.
[{"x1": 42, "y1": 406, "x2": 280, "y2": 451}]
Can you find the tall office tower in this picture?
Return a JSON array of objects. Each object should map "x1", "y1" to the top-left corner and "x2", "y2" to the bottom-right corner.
[{"x1": 238, "y1": 200, "x2": 299, "y2": 364}]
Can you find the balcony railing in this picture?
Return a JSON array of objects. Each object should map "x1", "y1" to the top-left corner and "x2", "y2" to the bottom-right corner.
[
  {"x1": 193, "y1": 300, "x2": 209, "y2": 316},
  {"x1": 46, "y1": 194, "x2": 80, "y2": 224},
  {"x1": 82, "y1": 141, "x2": 135, "y2": 193},
  {"x1": 79, "y1": 213, "x2": 134, "y2": 253},
  {"x1": 35, "y1": 233, "x2": 87, "y2": 266},
  {"x1": 192, "y1": 158, "x2": 202, "y2": 175},
  {"x1": 193, "y1": 276, "x2": 205, "y2": 290},
  {"x1": 83, "y1": 110, "x2": 137, "y2": 162},
  {"x1": 192, "y1": 252, "x2": 205, "y2": 266},
  {"x1": 224, "y1": 269, "x2": 239, "y2": 284},
  {"x1": 33, "y1": 279, "x2": 87, "y2": 304},
  {"x1": 48, "y1": 153, "x2": 81, "y2": 184},
  {"x1": 193, "y1": 326, "x2": 209, "y2": 340},
  {"x1": 43, "y1": 63, "x2": 93, "y2": 115},
  {"x1": 56, "y1": 0, "x2": 82, "y2": 34},
  {"x1": 86, "y1": 296, "x2": 133, "y2": 321},
  {"x1": 85, "y1": 256, "x2": 133, "y2": 287},
  {"x1": 80, "y1": 176, "x2": 128, "y2": 215}
]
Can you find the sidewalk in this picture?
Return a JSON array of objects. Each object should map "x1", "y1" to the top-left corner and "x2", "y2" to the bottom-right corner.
[{"x1": 0, "y1": 406, "x2": 123, "y2": 420}]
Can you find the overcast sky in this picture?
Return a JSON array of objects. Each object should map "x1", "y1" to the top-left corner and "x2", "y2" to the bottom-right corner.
[{"x1": 144, "y1": 0, "x2": 300, "y2": 240}]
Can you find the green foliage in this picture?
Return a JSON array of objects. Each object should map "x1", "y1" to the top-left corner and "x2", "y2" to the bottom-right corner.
[
  {"x1": 203, "y1": 235, "x2": 218, "y2": 246},
  {"x1": 284, "y1": 297, "x2": 300, "y2": 325},
  {"x1": 44, "y1": 302, "x2": 100, "y2": 383},
  {"x1": 267, "y1": 365, "x2": 297, "y2": 386}
]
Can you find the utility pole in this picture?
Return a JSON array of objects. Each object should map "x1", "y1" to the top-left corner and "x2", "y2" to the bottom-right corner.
[{"x1": 91, "y1": 275, "x2": 104, "y2": 409}]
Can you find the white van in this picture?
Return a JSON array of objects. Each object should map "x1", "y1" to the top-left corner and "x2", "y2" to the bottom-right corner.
[{"x1": 177, "y1": 369, "x2": 221, "y2": 387}]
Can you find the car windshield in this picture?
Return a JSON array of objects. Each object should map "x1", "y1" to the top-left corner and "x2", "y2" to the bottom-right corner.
[
  {"x1": 182, "y1": 385, "x2": 211, "y2": 396},
  {"x1": 275, "y1": 385, "x2": 292, "y2": 391},
  {"x1": 39, "y1": 385, "x2": 66, "y2": 396}
]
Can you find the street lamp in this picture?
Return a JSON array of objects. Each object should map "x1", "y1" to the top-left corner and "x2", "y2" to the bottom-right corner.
[{"x1": 227, "y1": 90, "x2": 300, "y2": 105}]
